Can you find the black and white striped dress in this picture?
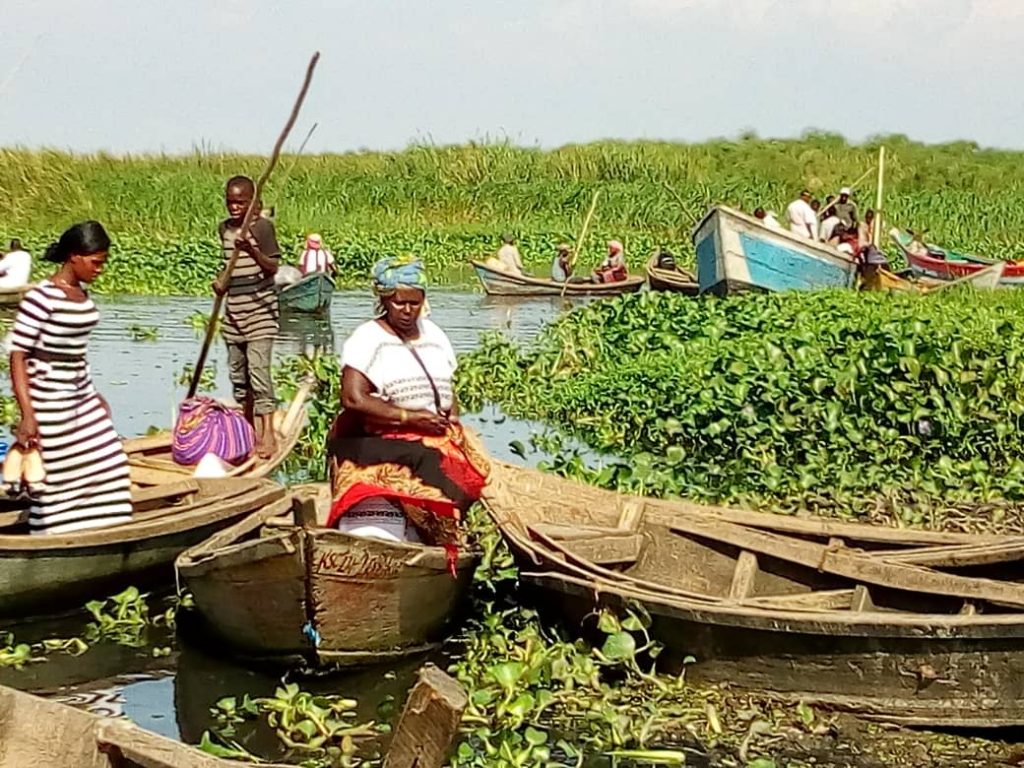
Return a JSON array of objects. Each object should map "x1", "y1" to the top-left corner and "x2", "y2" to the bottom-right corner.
[{"x1": 10, "y1": 281, "x2": 132, "y2": 534}]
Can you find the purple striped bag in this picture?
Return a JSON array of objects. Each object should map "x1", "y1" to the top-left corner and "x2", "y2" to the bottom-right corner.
[{"x1": 172, "y1": 397, "x2": 255, "y2": 466}]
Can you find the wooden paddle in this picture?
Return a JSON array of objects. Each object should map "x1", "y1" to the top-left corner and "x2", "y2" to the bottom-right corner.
[
  {"x1": 560, "y1": 190, "x2": 600, "y2": 298},
  {"x1": 187, "y1": 52, "x2": 321, "y2": 398}
]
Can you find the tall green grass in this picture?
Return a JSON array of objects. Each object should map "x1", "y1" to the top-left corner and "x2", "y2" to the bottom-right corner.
[{"x1": 2, "y1": 134, "x2": 1022, "y2": 294}]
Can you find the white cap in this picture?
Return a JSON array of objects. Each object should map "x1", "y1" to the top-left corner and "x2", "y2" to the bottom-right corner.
[{"x1": 840, "y1": 187, "x2": 851, "y2": 195}]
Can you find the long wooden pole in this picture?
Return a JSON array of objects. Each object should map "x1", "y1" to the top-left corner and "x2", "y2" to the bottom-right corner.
[
  {"x1": 188, "y1": 52, "x2": 321, "y2": 398},
  {"x1": 273, "y1": 121, "x2": 319, "y2": 198},
  {"x1": 561, "y1": 190, "x2": 600, "y2": 298},
  {"x1": 873, "y1": 146, "x2": 886, "y2": 247}
]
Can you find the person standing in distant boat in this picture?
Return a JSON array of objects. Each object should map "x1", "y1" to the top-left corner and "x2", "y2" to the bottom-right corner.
[
  {"x1": 818, "y1": 195, "x2": 840, "y2": 241},
  {"x1": 786, "y1": 190, "x2": 818, "y2": 239},
  {"x1": 833, "y1": 187, "x2": 858, "y2": 230},
  {"x1": 9, "y1": 222, "x2": 133, "y2": 534},
  {"x1": 299, "y1": 233, "x2": 335, "y2": 276},
  {"x1": 594, "y1": 240, "x2": 628, "y2": 283},
  {"x1": 0, "y1": 239, "x2": 32, "y2": 290},
  {"x1": 211, "y1": 175, "x2": 282, "y2": 460},
  {"x1": 754, "y1": 207, "x2": 783, "y2": 231},
  {"x1": 492, "y1": 232, "x2": 524, "y2": 276},
  {"x1": 858, "y1": 210, "x2": 875, "y2": 248}
]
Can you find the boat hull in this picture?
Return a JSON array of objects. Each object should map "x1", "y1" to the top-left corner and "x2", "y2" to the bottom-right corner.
[
  {"x1": 890, "y1": 230, "x2": 1023, "y2": 287},
  {"x1": 178, "y1": 491, "x2": 478, "y2": 667},
  {"x1": 0, "y1": 479, "x2": 287, "y2": 619},
  {"x1": 483, "y1": 461, "x2": 1024, "y2": 726},
  {"x1": 644, "y1": 256, "x2": 699, "y2": 295},
  {"x1": 471, "y1": 261, "x2": 644, "y2": 297},
  {"x1": 278, "y1": 272, "x2": 335, "y2": 314},
  {"x1": 694, "y1": 207, "x2": 858, "y2": 295}
]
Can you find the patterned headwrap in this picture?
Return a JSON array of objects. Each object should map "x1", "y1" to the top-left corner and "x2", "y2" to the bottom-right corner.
[{"x1": 372, "y1": 256, "x2": 427, "y2": 296}]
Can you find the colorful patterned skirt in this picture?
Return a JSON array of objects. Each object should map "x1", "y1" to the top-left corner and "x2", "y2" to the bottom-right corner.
[{"x1": 326, "y1": 414, "x2": 490, "y2": 563}]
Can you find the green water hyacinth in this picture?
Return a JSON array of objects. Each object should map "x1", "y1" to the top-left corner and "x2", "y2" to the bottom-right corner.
[{"x1": 456, "y1": 288, "x2": 1024, "y2": 526}]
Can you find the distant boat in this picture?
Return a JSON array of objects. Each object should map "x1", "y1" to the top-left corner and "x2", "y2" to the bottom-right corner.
[
  {"x1": 645, "y1": 255, "x2": 699, "y2": 296},
  {"x1": 471, "y1": 261, "x2": 644, "y2": 297},
  {"x1": 890, "y1": 229, "x2": 1023, "y2": 287},
  {"x1": 278, "y1": 271, "x2": 335, "y2": 314},
  {"x1": 693, "y1": 206, "x2": 858, "y2": 295}
]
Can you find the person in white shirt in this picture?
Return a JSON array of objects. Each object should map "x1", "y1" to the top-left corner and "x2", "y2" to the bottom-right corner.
[
  {"x1": 494, "y1": 232, "x2": 524, "y2": 276},
  {"x1": 754, "y1": 208, "x2": 783, "y2": 231},
  {"x1": 0, "y1": 239, "x2": 31, "y2": 289},
  {"x1": 299, "y1": 233, "x2": 335, "y2": 276},
  {"x1": 786, "y1": 190, "x2": 818, "y2": 239}
]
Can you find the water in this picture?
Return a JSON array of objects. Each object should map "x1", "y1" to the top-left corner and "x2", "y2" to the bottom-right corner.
[{"x1": 0, "y1": 289, "x2": 574, "y2": 751}]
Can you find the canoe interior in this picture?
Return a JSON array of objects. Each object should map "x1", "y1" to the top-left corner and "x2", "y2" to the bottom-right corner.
[
  {"x1": 125, "y1": 379, "x2": 312, "y2": 487},
  {"x1": 177, "y1": 485, "x2": 478, "y2": 667},
  {"x1": 0, "y1": 478, "x2": 286, "y2": 618},
  {"x1": 483, "y1": 462, "x2": 1024, "y2": 725},
  {"x1": 471, "y1": 261, "x2": 644, "y2": 297},
  {"x1": 0, "y1": 682, "x2": 288, "y2": 768}
]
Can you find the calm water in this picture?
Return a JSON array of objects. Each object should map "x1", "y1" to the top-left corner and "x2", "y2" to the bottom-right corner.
[{"x1": 0, "y1": 289, "x2": 584, "y2": 753}]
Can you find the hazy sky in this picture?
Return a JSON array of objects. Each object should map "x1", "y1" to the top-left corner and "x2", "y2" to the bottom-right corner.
[{"x1": 3, "y1": 0, "x2": 1022, "y2": 154}]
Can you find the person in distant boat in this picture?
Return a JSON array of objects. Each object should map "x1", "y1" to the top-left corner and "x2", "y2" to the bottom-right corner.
[
  {"x1": 299, "y1": 233, "x2": 335, "y2": 276},
  {"x1": 857, "y1": 244, "x2": 891, "y2": 290},
  {"x1": 211, "y1": 175, "x2": 282, "y2": 460},
  {"x1": 327, "y1": 256, "x2": 489, "y2": 549},
  {"x1": 818, "y1": 195, "x2": 840, "y2": 241},
  {"x1": 858, "y1": 210, "x2": 875, "y2": 248},
  {"x1": 551, "y1": 243, "x2": 574, "y2": 283},
  {"x1": 0, "y1": 239, "x2": 32, "y2": 290},
  {"x1": 8, "y1": 221, "x2": 133, "y2": 534},
  {"x1": 754, "y1": 207, "x2": 783, "y2": 231},
  {"x1": 491, "y1": 232, "x2": 524, "y2": 276},
  {"x1": 786, "y1": 190, "x2": 818, "y2": 239},
  {"x1": 594, "y1": 240, "x2": 628, "y2": 283},
  {"x1": 833, "y1": 187, "x2": 858, "y2": 230}
]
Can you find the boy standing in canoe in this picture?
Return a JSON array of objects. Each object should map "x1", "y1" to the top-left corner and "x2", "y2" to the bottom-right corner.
[{"x1": 212, "y1": 175, "x2": 282, "y2": 459}]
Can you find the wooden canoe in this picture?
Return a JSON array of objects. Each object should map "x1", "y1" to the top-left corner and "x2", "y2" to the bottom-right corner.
[
  {"x1": 125, "y1": 379, "x2": 313, "y2": 487},
  {"x1": 471, "y1": 260, "x2": 644, "y2": 297},
  {"x1": 0, "y1": 682, "x2": 289, "y2": 768},
  {"x1": 694, "y1": 206, "x2": 858, "y2": 295},
  {"x1": 890, "y1": 229, "x2": 1022, "y2": 287},
  {"x1": 278, "y1": 272, "x2": 335, "y2": 314},
  {"x1": 483, "y1": 461, "x2": 1024, "y2": 726},
  {"x1": 176, "y1": 484, "x2": 478, "y2": 668},
  {"x1": 644, "y1": 256, "x2": 699, "y2": 295},
  {"x1": 0, "y1": 478, "x2": 287, "y2": 619}
]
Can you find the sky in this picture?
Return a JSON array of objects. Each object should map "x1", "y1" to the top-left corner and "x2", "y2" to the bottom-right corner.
[{"x1": 3, "y1": 0, "x2": 1023, "y2": 154}]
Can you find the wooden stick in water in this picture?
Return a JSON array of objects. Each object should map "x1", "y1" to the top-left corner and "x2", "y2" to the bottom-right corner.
[
  {"x1": 561, "y1": 190, "x2": 600, "y2": 298},
  {"x1": 188, "y1": 52, "x2": 321, "y2": 398}
]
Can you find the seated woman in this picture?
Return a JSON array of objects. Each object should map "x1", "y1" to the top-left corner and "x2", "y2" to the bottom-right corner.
[
  {"x1": 327, "y1": 257, "x2": 490, "y2": 556},
  {"x1": 594, "y1": 240, "x2": 628, "y2": 283}
]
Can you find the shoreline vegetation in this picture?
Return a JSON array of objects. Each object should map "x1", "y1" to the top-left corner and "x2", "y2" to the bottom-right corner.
[{"x1": 4, "y1": 134, "x2": 1024, "y2": 294}]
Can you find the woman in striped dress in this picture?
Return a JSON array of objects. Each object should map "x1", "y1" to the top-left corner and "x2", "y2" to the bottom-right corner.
[{"x1": 9, "y1": 221, "x2": 132, "y2": 534}]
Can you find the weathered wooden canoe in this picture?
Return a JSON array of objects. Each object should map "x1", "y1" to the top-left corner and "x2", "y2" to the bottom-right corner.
[
  {"x1": 471, "y1": 260, "x2": 644, "y2": 297},
  {"x1": 177, "y1": 485, "x2": 478, "y2": 668},
  {"x1": 0, "y1": 478, "x2": 286, "y2": 619},
  {"x1": 890, "y1": 229, "x2": 1022, "y2": 287},
  {"x1": 694, "y1": 206, "x2": 858, "y2": 295},
  {"x1": 0, "y1": 284, "x2": 33, "y2": 308},
  {"x1": 483, "y1": 461, "x2": 1024, "y2": 726},
  {"x1": 0, "y1": 682, "x2": 289, "y2": 768},
  {"x1": 278, "y1": 271, "x2": 335, "y2": 314},
  {"x1": 644, "y1": 256, "x2": 699, "y2": 295},
  {"x1": 125, "y1": 379, "x2": 313, "y2": 487}
]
